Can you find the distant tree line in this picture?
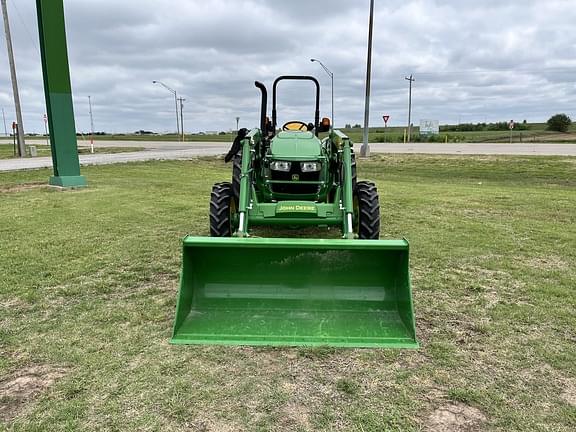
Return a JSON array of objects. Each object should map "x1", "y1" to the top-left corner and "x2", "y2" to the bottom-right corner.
[
  {"x1": 441, "y1": 121, "x2": 529, "y2": 132},
  {"x1": 76, "y1": 131, "x2": 108, "y2": 136}
]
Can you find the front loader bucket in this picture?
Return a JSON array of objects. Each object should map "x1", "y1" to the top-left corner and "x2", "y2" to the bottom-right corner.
[{"x1": 171, "y1": 237, "x2": 418, "y2": 348}]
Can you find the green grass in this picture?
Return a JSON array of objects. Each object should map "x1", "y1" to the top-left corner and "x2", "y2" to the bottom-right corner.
[
  {"x1": 342, "y1": 124, "x2": 576, "y2": 144},
  {"x1": 0, "y1": 155, "x2": 575, "y2": 431},
  {"x1": 3, "y1": 121, "x2": 574, "y2": 145},
  {"x1": 0, "y1": 144, "x2": 143, "y2": 160},
  {"x1": 90, "y1": 133, "x2": 237, "y2": 143}
]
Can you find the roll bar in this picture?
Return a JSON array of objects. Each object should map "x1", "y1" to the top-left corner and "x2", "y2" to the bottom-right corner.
[{"x1": 271, "y1": 76, "x2": 321, "y2": 136}]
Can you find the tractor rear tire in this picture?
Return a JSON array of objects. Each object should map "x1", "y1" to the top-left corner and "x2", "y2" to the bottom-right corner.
[
  {"x1": 354, "y1": 181, "x2": 380, "y2": 239},
  {"x1": 210, "y1": 182, "x2": 236, "y2": 237}
]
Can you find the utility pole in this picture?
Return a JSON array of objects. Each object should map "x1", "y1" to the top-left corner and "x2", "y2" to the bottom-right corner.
[
  {"x1": 2, "y1": 0, "x2": 25, "y2": 157},
  {"x1": 88, "y1": 96, "x2": 95, "y2": 153},
  {"x1": 178, "y1": 97, "x2": 185, "y2": 142},
  {"x1": 43, "y1": 113, "x2": 49, "y2": 146},
  {"x1": 361, "y1": 0, "x2": 375, "y2": 157},
  {"x1": 236, "y1": 116, "x2": 240, "y2": 133},
  {"x1": 2, "y1": 108, "x2": 7, "y2": 136},
  {"x1": 405, "y1": 74, "x2": 415, "y2": 143}
]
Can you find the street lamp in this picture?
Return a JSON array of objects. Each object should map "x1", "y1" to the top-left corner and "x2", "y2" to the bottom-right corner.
[
  {"x1": 310, "y1": 58, "x2": 334, "y2": 132},
  {"x1": 405, "y1": 75, "x2": 415, "y2": 143},
  {"x1": 178, "y1": 97, "x2": 185, "y2": 142},
  {"x1": 153, "y1": 80, "x2": 180, "y2": 138}
]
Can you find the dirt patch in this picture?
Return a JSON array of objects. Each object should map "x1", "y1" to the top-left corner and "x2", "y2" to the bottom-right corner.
[
  {"x1": 426, "y1": 403, "x2": 487, "y2": 432},
  {"x1": 0, "y1": 182, "x2": 48, "y2": 194},
  {"x1": 279, "y1": 401, "x2": 311, "y2": 430},
  {"x1": 561, "y1": 378, "x2": 576, "y2": 407},
  {"x1": 0, "y1": 365, "x2": 67, "y2": 423},
  {"x1": 522, "y1": 256, "x2": 570, "y2": 271},
  {"x1": 187, "y1": 418, "x2": 242, "y2": 432}
]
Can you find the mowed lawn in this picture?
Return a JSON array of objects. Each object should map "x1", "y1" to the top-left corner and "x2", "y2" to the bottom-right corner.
[
  {"x1": 0, "y1": 144, "x2": 144, "y2": 160},
  {"x1": 0, "y1": 155, "x2": 574, "y2": 431}
]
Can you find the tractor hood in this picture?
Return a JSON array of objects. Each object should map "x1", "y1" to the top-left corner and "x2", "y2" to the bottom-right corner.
[{"x1": 270, "y1": 131, "x2": 322, "y2": 159}]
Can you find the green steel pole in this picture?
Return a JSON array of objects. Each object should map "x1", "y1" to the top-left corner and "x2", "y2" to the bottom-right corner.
[
  {"x1": 342, "y1": 139, "x2": 354, "y2": 239},
  {"x1": 36, "y1": 0, "x2": 86, "y2": 188},
  {"x1": 236, "y1": 138, "x2": 252, "y2": 237}
]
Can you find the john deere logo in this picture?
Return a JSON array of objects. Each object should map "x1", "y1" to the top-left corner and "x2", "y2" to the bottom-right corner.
[
  {"x1": 292, "y1": 174, "x2": 300, "y2": 181},
  {"x1": 277, "y1": 204, "x2": 317, "y2": 214}
]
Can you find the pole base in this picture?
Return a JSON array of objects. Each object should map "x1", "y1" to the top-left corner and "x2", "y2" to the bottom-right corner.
[
  {"x1": 49, "y1": 175, "x2": 87, "y2": 188},
  {"x1": 360, "y1": 145, "x2": 371, "y2": 158}
]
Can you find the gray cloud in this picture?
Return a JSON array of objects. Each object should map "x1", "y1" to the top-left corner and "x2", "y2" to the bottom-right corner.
[{"x1": 0, "y1": 0, "x2": 575, "y2": 134}]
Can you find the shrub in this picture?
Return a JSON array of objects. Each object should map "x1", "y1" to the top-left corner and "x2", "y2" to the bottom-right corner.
[{"x1": 547, "y1": 114, "x2": 572, "y2": 132}]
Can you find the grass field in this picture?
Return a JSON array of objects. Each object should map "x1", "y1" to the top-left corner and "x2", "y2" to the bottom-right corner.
[
  {"x1": 3, "y1": 122, "x2": 574, "y2": 145},
  {"x1": 1, "y1": 155, "x2": 575, "y2": 431},
  {"x1": 0, "y1": 144, "x2": 143, "y2": 160}
]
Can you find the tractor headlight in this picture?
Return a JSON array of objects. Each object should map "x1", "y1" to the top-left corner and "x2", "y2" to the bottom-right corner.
[
  {"x1": 270, "y1": 161, "x2": 291, "y2": 172},
  {"x1": 300, "y1": 162, "x2": 321, "y2": 172}
]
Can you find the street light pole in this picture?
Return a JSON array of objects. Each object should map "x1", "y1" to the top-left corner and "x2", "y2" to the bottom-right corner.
[
  {"x1": 1, "y1": 0, "x2": 25, "y2": 157},
  {"x1": 88, "y1": 96, "x2": 95, "y2": 153},
  {"x1": 405, "y1": 74, "x2": 415, "y2": 143},
  {"x1": 2, "y1": 107, "x2": 7, "y2": 136},
  {"x1": 361, "y1": 0, "x2": 375, "y2": 157},
  {"x1": 178, "y1": 97, "x2": 185, "y2": 142},
  {"x1": 153, "y1": 80, "x2": 180, "y2": 139},
  {"x1": 310, "y1": 58, "x2": 334, "y2": 131}
]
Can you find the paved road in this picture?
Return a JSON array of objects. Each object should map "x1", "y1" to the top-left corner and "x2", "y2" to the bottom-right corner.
[{"x1": 1, "y1": 140, "x2": 575, "y2": 172}]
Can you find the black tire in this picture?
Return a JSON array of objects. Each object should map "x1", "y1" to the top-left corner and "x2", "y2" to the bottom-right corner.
[
  {"x1": 353, "y1": 181, "x2": 380, "y2": 239},
  {"x1": 232, "y1": 155, "x2": 242, "y2": 202},
  {"x1": 210, "y1": 182, "x2": 236, "y2": 237}
]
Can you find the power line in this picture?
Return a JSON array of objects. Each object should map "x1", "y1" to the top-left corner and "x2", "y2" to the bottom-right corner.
[
  {"x1": 7, "y1": 0, "x2": 41, "y2": 57},
  {"x1": 410, "y1": 66, "x2": 576, "y2": 78}
]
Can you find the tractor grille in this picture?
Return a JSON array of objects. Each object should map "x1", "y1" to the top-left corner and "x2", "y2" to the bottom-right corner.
[{"x1": 271, "y1": 164, "x2": 320, "y2": 195}]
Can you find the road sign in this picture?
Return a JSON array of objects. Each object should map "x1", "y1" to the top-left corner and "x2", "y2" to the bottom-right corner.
[
  {"x1": 12, "y1": 122, "x2": 16, "y2": 130},
  {"x1": 509, "y1": 120, "x2": 515, "y2": 130},
  {"x1": 383, "y1": 115, "x2": 390, "y2": 124},
  {"x1": 420, "y1": 119, "x2": 440, "y2": 135}
]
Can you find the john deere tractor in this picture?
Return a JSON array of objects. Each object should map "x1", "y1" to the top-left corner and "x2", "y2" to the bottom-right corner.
[{"x1": 172, "y1": 76, "x2": 418, "y2": 348}]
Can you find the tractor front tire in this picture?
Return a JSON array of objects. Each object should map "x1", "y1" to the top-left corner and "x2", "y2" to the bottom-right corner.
[
  {"x1": 210, "y1": 182, "x2": 236, "y2": 237},
  {"x1": 354, "y1": 181, "x2": 380, "y2": 239}
]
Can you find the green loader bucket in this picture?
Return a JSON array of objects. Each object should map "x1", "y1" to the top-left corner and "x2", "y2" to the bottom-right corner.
[{"x1": 171, "y1": 237, "x2": 418, "y2": 348}]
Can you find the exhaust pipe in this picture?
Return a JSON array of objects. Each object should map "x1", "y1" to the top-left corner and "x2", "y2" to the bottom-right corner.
[{"x1": 255, "y1": 81, "x2": 267, "y2": 133}]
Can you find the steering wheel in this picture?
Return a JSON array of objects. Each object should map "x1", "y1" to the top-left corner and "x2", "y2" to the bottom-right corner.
[{"x1": 282, "y1": 121, "x2": 309, "y2": 131}]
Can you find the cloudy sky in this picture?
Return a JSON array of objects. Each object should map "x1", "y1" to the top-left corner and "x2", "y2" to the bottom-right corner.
[{"x1": 0, "y1": 0, "x2": 575, "y2": 134}]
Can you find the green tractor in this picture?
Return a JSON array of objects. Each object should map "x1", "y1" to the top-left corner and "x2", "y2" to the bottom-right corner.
[{"x1": 172, "y1": 76, "x2": 418, "y2": 348}]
